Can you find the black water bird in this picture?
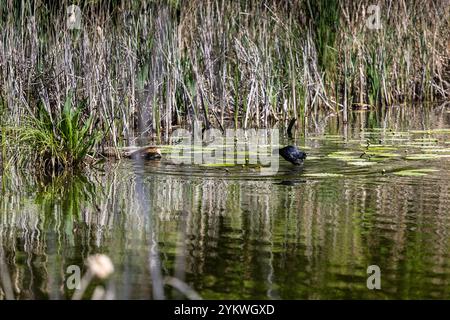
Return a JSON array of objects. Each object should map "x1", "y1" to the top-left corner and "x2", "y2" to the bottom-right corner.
[{"x1": 278, "y1": 145, "x2": 307, "y2": 165}]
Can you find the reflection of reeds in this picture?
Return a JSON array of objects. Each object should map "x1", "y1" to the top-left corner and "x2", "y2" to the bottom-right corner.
[
  {"x1": 1, "y1": 129, "x2": 450, "y2": 298},
  {"x1": 0, "y1": 239, "x2": 14, "y2": 300}
]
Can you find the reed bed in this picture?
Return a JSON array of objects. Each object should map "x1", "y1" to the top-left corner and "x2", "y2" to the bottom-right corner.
[{"x1": 0, "y1": 0, "x2": 449, "y2": 169}]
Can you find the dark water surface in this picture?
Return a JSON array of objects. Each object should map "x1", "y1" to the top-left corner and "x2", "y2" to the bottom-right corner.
[{"x1": 1, "y1": 108, "x2": 450, "y2": 299}]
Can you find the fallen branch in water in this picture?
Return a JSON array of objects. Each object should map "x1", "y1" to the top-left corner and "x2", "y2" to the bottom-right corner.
[{"x1": 102, "y1": 146, "x2": 162, "y2": 160}]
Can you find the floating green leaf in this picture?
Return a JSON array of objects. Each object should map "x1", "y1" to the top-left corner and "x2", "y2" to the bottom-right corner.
[
  {"x1": 405, "y1": 154, "x2": 450, "y2": 160},
  {"x1": 366, "y1": 146, "x2": 396, "y2": 151},
  {"x1": 366, "y1": 152, "x2": 400, "y2": 158},
  {"x1": 422, "y1": 148, "x2": 450, "y2": 153},
  {"x1": 393, "y1": 169, "x2": 439, "y2": 176},
  {"x1": 347, "y1": 161, "x2": 377, "y2": 166},
  {"x1": 327, "y1": 152, "x2": 361, "y2": 161},
  {"x1": 409, "y1": 129, "x2": 450, "y2": 134},
  {"x1": 200, "y1": 163, "x2": 237, "y2": 167},
  {"x1": 304, "y1": 173, "x2": 344, "y2": 177}
]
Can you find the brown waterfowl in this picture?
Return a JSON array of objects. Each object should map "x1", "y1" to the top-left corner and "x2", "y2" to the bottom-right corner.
[{"x1": 127, "y1": 146, "x2": 162, "y2": 160}]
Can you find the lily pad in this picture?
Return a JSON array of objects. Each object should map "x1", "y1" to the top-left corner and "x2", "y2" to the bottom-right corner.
[
  {"x1": 167, "y1": 155, "x2": 193, "y2": 160},
  {"x1": 421, "y1": 148, "x2": 450, "y2": 153},
  {"x1": 368, "y1": 157, "x2": 389, "y2": 161},
  {"x1": 200, "y1": 163, "x2": 237, "y2": 167},
  {"x1": 304, "y1": 173, "x2": 344, "y2": 178},
  {"x1": 393, "y1": 169, "x2": 439, "y2": 177},
  {"x1": 366, "y1": 152, "x2": 400, "y2": 158},
  {"x1": 409, "y1": 129, "x2": 450, "y2": 134},
  {"x1": 327, "y1": 152, "x2": 361, "y2": 161},
  {"x1": 347, "y1": 161, "x2": 377, "y2": 166},
  {"x1": 419, "y1": 145, "x2": 444, "y2": 149},
  {"x1": 405, "y1": 154, "x2": 450, "y2": 160},
  {"x1": 328, "y1": 151, "x2": 360, "y2": 156},
  {"x1": 366, "y1": 146, "x2": 396, "y2": 151},
  {"x1": 328, "y1": 155, "x2": 360, "y2": 161}
]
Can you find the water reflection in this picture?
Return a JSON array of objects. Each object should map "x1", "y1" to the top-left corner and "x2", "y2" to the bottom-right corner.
[{"x1": 1, "y1": 107, "x2": 450, "y2": 299}]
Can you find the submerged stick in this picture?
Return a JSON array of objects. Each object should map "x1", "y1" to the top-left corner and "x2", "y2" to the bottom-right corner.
[{"x1": 102, "y1": 146, "x2": 162, "y2": 160}]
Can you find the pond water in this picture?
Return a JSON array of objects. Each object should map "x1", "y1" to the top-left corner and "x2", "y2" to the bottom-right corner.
[{"x1": 1, "y1": 107, "x2": 450, "y2": 299}]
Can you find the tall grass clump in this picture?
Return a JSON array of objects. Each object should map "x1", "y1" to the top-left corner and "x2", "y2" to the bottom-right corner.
[{"x1": 12, "y1": 95, "x2": 102, "y2": 173}]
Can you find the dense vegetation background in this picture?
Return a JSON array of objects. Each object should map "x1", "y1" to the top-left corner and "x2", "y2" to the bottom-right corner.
[{"x1": 0, "y1": 0, "x2": 449, "y2": 170}]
